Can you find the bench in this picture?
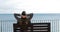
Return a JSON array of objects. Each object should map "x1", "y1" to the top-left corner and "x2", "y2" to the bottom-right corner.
[{"x1": 13, "y1": 23, "x2": 50, "y2": 32}]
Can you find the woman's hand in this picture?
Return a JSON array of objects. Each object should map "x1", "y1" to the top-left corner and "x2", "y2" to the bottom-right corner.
[{"x1": 25, "y1": 22, "x2": 28, "y2": 24}]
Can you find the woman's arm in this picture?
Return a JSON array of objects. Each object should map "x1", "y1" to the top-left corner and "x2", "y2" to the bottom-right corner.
[
  {"x1": 27, "y1": 13, "x2": 33, "y2": 20},
  {"x1": 14, "y1": 13, "x2": 20, "y2": 20}
]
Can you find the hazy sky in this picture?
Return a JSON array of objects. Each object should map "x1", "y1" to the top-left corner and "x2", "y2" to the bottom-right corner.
[{"x1": 0, "y1": 0, "x2": 60, "y2": 14}]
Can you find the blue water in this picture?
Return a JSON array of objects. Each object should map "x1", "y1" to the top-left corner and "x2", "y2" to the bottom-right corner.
[
  {"x1": 0, "y1": 14, "x2": 60, "y2": 20},
  {"x1": 0, "y1": 14, "x2": 60, "y2": 32}
]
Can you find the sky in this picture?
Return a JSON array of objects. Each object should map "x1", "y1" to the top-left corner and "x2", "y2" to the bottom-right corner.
[{"x1": 0, "y1": 0, "x2": 60, "y2": 14}]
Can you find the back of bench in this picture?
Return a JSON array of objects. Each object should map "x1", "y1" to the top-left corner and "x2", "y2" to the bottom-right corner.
[{"x1": 13, "y1": 23, "x2": 50, "y2": 32}]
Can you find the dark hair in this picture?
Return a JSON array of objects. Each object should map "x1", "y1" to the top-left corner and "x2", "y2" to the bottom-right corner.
[{"x1": 22, "y1": 11, "x2": 26, "y2": 16}]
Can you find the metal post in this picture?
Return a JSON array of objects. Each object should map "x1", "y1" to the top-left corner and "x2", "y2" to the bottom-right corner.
[{"x1": 1, "y1": 20, "x2": 2, "y2": 32}]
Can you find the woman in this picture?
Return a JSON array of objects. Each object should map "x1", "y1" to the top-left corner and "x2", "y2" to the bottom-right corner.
[{"x1": 14, "y1": 11, "x2": 33, "y2": 32}]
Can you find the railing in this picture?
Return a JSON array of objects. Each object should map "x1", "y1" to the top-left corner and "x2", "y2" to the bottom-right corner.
[{"x1": 0, "y1": 20, "x2": 59, "y2": 32}]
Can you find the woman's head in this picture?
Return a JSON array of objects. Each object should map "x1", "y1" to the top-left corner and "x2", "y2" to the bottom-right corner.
[
  {"x1": 22, "y1": 11, "x2": 26, "y2": 16},
  {"x1": 21, "y1": 11, "x2": 27, "y2": 18}
]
